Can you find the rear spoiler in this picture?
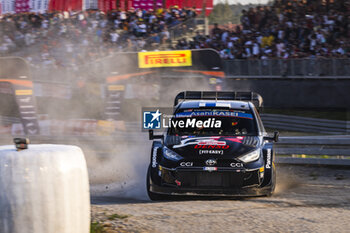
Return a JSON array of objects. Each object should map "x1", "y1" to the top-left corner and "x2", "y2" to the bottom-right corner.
[{"x1": 174, "y1": 91, "x2": 263, "y2": 109}]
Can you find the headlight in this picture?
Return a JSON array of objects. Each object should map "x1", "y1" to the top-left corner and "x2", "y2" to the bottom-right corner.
[
  {"x1": 238, "y1": 149, "x2": 260, "y2": 163},
  {"x1": 163, "y1": 147, "x2": 183, "y2": 161}
]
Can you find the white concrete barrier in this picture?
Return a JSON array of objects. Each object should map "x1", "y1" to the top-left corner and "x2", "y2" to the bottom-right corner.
[{"x1": 0, "y1": 144, "x2": 90, "y2": 233}]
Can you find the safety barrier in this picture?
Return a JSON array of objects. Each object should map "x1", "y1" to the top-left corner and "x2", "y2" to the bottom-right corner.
[
  {"x1": 223, "y1": 58, "x2": 350, "y2": 77},
  {"x1": 261, "y1": 114, "x2": 349, "y2": 135},
  {"x1": 276, "y1": 136, "x2": 350, "y2": 156}
]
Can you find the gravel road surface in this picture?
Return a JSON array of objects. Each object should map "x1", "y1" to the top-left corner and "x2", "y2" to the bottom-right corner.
[{"x1": 90, "y1": 163, "x2": 350, "y2": 233}]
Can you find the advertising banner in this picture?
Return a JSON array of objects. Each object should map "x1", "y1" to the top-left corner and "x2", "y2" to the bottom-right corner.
[
  {"x1": 14, "y1": 0, "x2": 29, "y2": 13},
  {"x1": 29, "y1": 0, "x2": 49, "y2": 13},
  {"x1": 132, "y1": 0, "x2": 162, "y2": 10},
  {"x1": 0, "y1": 0, "x2": 15, "y2": 14},
  {"x1": 48, "y1": 0, "x2": 82, "y2": 11},
  {"x1": 138, "y1": 50, "x2": 192, "y2": 68}
]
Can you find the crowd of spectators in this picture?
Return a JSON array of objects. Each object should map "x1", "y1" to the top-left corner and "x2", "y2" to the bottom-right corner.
[
  {"x1": 175, "y1": 0, "x2": 350, "y2": 59},
  {"x1": 0, "y1": 7, "x2": 196, "y2": 68},
  {"x1": 0, "y1": 0, "x2": 349, "y2": 68}
]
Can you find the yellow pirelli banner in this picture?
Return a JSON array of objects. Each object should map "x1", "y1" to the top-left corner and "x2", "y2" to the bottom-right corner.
[{"x1": 138, "y1": 50, "x2": 192, "y2": 68}]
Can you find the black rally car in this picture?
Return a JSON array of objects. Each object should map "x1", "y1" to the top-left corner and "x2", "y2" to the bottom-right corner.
[{"x1": 147, "y1": 91, "x2": 279, "y2": 200}]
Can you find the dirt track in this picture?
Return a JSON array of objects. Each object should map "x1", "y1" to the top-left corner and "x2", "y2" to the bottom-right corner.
[{"x1": 90, "y1": 165, "x2": 350, "y2": 233}]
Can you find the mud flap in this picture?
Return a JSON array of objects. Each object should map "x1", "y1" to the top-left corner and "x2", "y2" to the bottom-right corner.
[
  {"x1": 149, "y1": 141, "x2": 162, "y2": 185},
  {"x1": 261, "y1": 144, "x2": 275, "y2": 188}
]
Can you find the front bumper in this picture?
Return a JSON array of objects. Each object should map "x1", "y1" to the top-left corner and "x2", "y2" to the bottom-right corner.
[{"x1": 150, "y1": 166, "x2": 270, "y2": 196}]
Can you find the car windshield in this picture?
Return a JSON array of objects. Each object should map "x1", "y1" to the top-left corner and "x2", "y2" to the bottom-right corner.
[{"x1": 168, "y1": 108, "x2": 258, "y2": 136}]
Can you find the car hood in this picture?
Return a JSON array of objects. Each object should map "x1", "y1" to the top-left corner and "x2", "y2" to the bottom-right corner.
[{"x1": 166, "y1": 136, "x2": 261, "y2": 159}]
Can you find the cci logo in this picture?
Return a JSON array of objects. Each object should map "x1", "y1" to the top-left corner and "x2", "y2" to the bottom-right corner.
[{"x1": 143, "y1": 109, "x2": 162, "y2": 129}]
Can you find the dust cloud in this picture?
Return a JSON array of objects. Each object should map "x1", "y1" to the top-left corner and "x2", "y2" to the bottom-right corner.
[
  {"x1": 1, "y1": 35, "x2": 226, "y2": 201},
  {"x1": 85, "y1": 140, "x2": 151, "y2": 200},
  {"x1": 82, "y1": 78, "x2": 214, "y2": 200},
  {"x1": 275, "y1": 165, "x2": 302, "y2": 194}
]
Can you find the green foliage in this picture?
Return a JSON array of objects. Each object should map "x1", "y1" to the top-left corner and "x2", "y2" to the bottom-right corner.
[
  {"x1": 90, "y1": 222, "x2": 105, "y2": 233},
  {"x1": 107, "y1": 213, "x2": 129, "y2": 220},
  {"x1": 209, "y1": 0, "x2": 234, "y2": 25},
  {"x1": 209, "y1": 1, "x2": 271, "y2": 25}
]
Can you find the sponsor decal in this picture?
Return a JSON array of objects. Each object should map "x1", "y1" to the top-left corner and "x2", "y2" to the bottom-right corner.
[
  {"x1": 175, "y1": 111, "x2": 253, "y2": 119},
  {"x1": 20, "y1": 111, "x2": 35, "y2": 114},
  {"x1": 196, "y1": 145, "x2": 229, "y2": 149},
  {"x1": 225, "y1": 136, "x2": 244, "y2": 143},
  {"x1": 198, "y1": 140, "x2": 226, "y2": 146},
  {"x1": 180, "y1": 162, "x2": 193, "y2": 167},
  {"x1": 230, "y1": 163, "x2": 243, "y2": 168},
  {"x1": 19, "y1": 96, "x2": 32, "y2": 103},
  {"x1": 175, "y1": 180, "x2": 182, "y2": 186},
  {"x1": 143, "y1": 109, "x2": 162, "y2": 129},
  {"x1": 200, "y1": 150, "x2": 224, "y2": 155},
  {"x1": 138, "y1": 50, "x2": 192, "y2": 68},
  {"x1": 174, "y1": 137, "x2": 230, "y2": 149},
  {"x1": 152, "y1": 147, "x2": 158, "y2": 168},
  {"x1": 22, "y1": 117, "x2": 37, "y2": 120},
  {"x1": 266, "y1": 149, "x2": 271, "y2": 169},
  {"x1": 108, "y1": 85, "x2": 125, "y2": 91},
  {"x1": 110, "y1": 93, "x2": 121, "y2": 98},
  {"x1": 205, "y1": 159, "x2": 217, "y2": 166},
  {"x1": 203, "y1": 167, "x2": 217, "y2": 172},
  {"x1": 15, "y1": 89, "x2": 32, "y2": 95},
  {"x1": 19, "y1": 105, "x2": 34, "y2": 109},
  {"x1": 195, "y1": 140, "x2": 229, "y2": 149}
]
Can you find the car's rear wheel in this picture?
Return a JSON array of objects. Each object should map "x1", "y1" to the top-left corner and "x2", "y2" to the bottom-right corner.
[{"x1": 146, "y1": 166, "x2": 167, "y2": 201}]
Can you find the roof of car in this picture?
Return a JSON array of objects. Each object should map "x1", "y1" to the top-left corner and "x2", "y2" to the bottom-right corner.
[{"x1": 177, "y1": 100, "x2": 251, "y2": 110}]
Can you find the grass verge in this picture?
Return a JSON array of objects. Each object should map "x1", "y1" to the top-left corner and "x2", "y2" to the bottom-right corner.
[
  {"x1": 107, "y1": 213, "x2": 130, "y2": 220},
  {"x1": 90, "y1": 221, "x2": 105, "y2": 233}
]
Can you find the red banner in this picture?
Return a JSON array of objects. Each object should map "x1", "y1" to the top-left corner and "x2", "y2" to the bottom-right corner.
[
  {"x1": 15, "y1": 0, "x2": 30, "y2": 13},
  {"x1": 97, "y1": 0, "x2": 132, "y2": 11},
  {"x1": 48, "y1": 0, "x2": 82, "y2": 11},
  {"x1": 132, "y1": 0, "x2": 162, "y2": 10},
  {"x1": 1, "y1": 0, "x2": 212, "y2": 16}
]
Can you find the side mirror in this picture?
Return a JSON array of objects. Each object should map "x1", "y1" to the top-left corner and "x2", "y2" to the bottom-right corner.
[
  {"x1": 273, "y1": 131, "x2": 279, "y2": 142},
  {"x1": 264, "y1": 131, "x2": 279, "y2": 142},
  {"x1": 149, "y1": 130, "x2": 163, "y2": 140}
]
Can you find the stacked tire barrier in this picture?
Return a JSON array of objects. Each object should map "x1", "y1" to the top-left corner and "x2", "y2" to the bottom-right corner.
[{"x1": 0, "y1": 145, "x2": 90, "y2": 233}]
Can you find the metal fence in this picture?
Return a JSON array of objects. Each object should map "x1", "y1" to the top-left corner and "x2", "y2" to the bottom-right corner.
[
  {"x1": 141, "y1": 17, "x2": 204, "y2": 49},
  {"x1": 166, "y1": 17, "x2": 205, "y2": 42},
  {"x1": 224, "y1": 58, "x2": 350, "y2": 77},
  {"x1": 30, "y1": 58, "x2": 350, "y2": 83}
]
